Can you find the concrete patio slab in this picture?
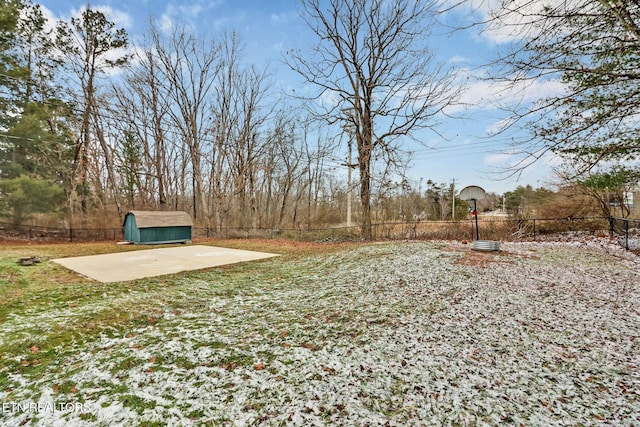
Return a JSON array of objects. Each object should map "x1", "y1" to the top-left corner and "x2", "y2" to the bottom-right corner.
[{"x1": 52, "y1": 245, "x2": 280, "y2": 283}]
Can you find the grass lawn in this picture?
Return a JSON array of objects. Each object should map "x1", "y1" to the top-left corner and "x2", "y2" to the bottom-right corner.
[{"x1": 0, "y1": 237, "x2": 639, "y2": 426}]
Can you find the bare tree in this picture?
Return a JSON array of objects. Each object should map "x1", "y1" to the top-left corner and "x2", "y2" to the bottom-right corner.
[
  {"x1": 55, "y1": 8, "x2": 129, "y2": 222},
  {"x1": 302, "y1": 123, "x2": 335, "y2": 228},
  {"x1": 151, "y1": 24, "x2": 221, "y2": 226},
  {"x1": 110, "y1": 27, "x2": 175, "y2": 211},
  {"x1": 287, "y1": 0, "x2": 460, "y2": 239},
  {"x1": 207, "y1": 33, "x2": 274, "y2": 230},
  {"x1": 226, "y1": 39, "x2": 271, "y2": 228},
  {"x1": 112, "y1": 25, "x2": 280, "y2": 230},
  {"x1": 268, "y1": 118, "x2": 306, "y2": 228}
]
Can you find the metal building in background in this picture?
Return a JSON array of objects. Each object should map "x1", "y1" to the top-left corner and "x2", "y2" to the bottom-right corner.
[{"x1": 123, "y1": 211, "x2": 192, "y2": 244}]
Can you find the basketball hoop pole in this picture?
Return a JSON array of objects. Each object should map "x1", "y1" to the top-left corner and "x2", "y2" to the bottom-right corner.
[
  {"x1": 459, "y1": 185, "x2": 486, "y2": 242},
  {"x1": 473, "y1": 199, "x2": 479, "y2": 240}
]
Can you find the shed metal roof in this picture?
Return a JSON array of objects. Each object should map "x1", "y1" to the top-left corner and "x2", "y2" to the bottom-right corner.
[{"x1": 126, "y1": 210, "x2": 193, "y2": 228}]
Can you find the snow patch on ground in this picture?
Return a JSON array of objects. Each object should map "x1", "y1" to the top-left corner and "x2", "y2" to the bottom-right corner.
[{"x1": 2, "y1": 239, "x2": 639, "y2": 426}]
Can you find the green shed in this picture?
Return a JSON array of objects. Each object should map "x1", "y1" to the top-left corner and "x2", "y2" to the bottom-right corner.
[{"x1": 123, "y1": 210, "x2": 192, "y2": 244}]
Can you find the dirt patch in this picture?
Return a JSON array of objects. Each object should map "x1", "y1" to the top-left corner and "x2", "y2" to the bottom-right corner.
[
  {"x1": 445, "y1": 243, "x2": 540, "y2": 267},
  {"x1": 455, "y1": 250, "x2": 506, "y2": 267}
]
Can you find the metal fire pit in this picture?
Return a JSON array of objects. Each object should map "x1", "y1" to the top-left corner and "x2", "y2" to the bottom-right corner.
[{"x1": 472, "y1": 240, "x2": 500, "y2": 252}]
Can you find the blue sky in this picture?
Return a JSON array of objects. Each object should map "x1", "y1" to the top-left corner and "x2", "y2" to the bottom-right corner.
[{"x1": 36, "y1": 0, "x2": 560, "y2": 195}]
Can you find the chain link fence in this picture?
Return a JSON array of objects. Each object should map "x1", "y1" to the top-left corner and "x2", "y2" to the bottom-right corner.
[
  {"x1": 609, "y1": 216, "x2": 640, "y2": 251},
  {"x1": 0, "y1": 216, "x2": 616, "y2": 245},
  {"x1": 0, "y1": 222, "x2": 125, "y2": 242}
]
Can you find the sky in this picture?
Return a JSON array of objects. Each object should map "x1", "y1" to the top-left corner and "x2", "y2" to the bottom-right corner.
[{"x1": 35, "y1": 0, "x2": 561, "y2": 195}]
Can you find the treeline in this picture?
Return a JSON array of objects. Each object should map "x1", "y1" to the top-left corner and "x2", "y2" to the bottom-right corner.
[
  {"x1": 2, "y1": 0, "x2": 640, "y2": 230},
  {"x1": 0, "y1": 2, "x2": 494, "y2": 230},
  {"x1": 0, "y1": 2, "x2": 345, "y2": 229}
]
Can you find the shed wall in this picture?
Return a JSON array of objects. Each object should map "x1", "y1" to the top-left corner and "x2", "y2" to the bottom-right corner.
[
  {"x1": 123, "y1": 214, "x2": 141, "y2": 243},
  {"x1": 139, "y1": 226, "x2": 191, "y2": 244},
  {"x1": 123, "y1": 211, "x2": 192, "y2": 244}
]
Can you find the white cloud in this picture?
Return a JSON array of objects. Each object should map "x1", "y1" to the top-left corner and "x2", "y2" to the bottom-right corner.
[
  {"x1": 484, "y1": 152, "x2": 514, "y2": 166},
  {"x1": 441, "y1": 0, "x2": 590, "y2": 44},
  {"x1": 211, "y1": 16, "x2": 234, "y2": 32},
  {"x1": 163, "y1": 2, "x2": 210, "y2": 19},
  {"x1": 159, "y1": 1, "x2": 232, "y2": 33},
  {"x1": 481, "y1": 146, "x2": 563, "y2": 187},
  {"x1": 318, "y1": 90, "x2": 340, "y2": 109},
  {"x1": 38, "y1": 4, "x2": 133, "y2": 33},
  {"x1": 100, "y1": 6, "x2": 133, "y2": 29},
  {"x1": 484, "y1": 117, "x2": 517, "y2": 136},
  {"x1": 442, "y1": 0, "x2": 497, "y2": 16},
  {"x1": 30, "y1": 5, "x2": 57, "y2": 34},
  {"x1": 271, "y1": 41, "x2": 285, "y2": 54},
  {"x1": 448, "y1": 68, "x2": 567, "y2": 115},
  {"x1": 160, "y1": 13, "x2": 174, "y2": 33},
  {"x1": 447, "y1": 55, "x2": 467, "y2": 64},
  {"x1": 270, "y1": 11, "x2": 298, "y2": 25}
]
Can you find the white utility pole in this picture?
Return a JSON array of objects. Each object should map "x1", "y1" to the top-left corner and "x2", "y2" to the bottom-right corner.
[
  {"x1": 347, "y1": 136, "x2": 353, "y2": 227},
  {"x1": 451, "y1": 178, "x2": 456, "y2": 220}
]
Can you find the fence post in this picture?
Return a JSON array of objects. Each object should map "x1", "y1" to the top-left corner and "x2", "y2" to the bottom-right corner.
[
  {"x1": 532, "y1": 219, "x2": 536, "y2": 241},
  {"x1": 609, "y1": 216, "x2": 614, "y2": 237},
  {"x1": 69, "y1": 228, "x2": 73, "y2": 242},
  {"x1": 625, "y1": 219, "x2": 629, "y2": 250}
]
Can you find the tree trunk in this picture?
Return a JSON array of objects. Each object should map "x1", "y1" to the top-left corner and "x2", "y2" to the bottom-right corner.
[{"x1": 91, "y1": 101, "x2": 123, "y2": 220}]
